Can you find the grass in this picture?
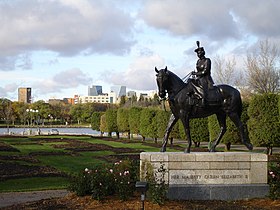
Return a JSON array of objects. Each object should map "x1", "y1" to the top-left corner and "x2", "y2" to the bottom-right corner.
[
  {"x1": 36, "y1": 151, "x2": 113, "y2": 173},
  {"x1": 0, "y1": 135, "x2": 182, "y2": 192}
]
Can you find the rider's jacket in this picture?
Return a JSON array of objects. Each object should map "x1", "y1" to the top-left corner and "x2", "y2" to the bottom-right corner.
[{"x1": 195, "y1": 57, "x2": 214, "y2": 89}]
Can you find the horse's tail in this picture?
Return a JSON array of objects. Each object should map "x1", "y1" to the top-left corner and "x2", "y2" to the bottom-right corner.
[{"x1": 236, "y1": 92, "x2": 242, "y2": 118}]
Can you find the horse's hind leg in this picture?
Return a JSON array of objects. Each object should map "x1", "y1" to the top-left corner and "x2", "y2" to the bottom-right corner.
[
  {"x1": 181, "y1": 116, "x2": 191, "y2": 153},
  {"x1": 161, "y1": 114, "x2": 178, "y2": 152},
  {"x1": 210, "y1": 113, "x2": 227, "y2": 152},
  {"x1": 228, "y1": 112, "x2": 253, "y2": 151}
]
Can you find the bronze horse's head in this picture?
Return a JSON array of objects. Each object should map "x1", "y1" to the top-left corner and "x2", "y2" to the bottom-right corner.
[{"x1": 155, "y1": 66, "x2": 169, "y2": 99}]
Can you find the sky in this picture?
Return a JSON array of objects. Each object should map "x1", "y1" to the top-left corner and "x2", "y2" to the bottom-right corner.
[{"x1": 0, "y1": 0, "x2": 280, "y2": 102}]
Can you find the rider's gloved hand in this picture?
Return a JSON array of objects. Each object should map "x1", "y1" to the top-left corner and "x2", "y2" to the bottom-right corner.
[{"x1": 191, "y1": 71, "x2": 196, "y2": 75}]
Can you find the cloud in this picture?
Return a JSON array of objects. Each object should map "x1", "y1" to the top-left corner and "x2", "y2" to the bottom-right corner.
[
  {"x1": 34, "y1": 68, "x2": 92, "y2": 94},
  {"x1": 103, "y1": 54, "x2": 165, "y2": 90},
  {"x1": 140, "y1": 0, "x2": 240, "y2": 40},
  {"x1": 0, "y1": 0, "x2": 136, "y2": 70},
  {"x1": 231, "y1": 0, "x2": 280, "y2": 38},
  {"x1": 0, "y1": 83, "x2": 19, "y2": 98},
  {"x1": 140, "y1": 0, "x2": 280, "y2": 42}
]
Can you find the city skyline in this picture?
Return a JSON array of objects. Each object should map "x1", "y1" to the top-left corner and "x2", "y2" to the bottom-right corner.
[
  {"x1": 1, "y1": 1, "x2": 280, "y2": 101},
  {"x1": 16, "y1": 85, "x2": 156, "y2": 104}
]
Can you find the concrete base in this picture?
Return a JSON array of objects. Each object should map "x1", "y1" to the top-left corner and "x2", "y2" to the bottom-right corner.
[{"x1": 167, "y1": 184, "x2": 269, "y2": 200}]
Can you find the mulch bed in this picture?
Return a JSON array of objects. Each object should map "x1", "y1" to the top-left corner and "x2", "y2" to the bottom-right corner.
[
  {"x1": 0, "y1": 137, "x2": 144, "y2": 181},
  {"x1": 0, "y1": 142, "x2": 19, "y2": 152},
  {"x1": 0, "y1": 162, "x2": 65, "y2": 181},
  {"x1": 1, "y1": 193, "x2": 280, "y2": 210}
]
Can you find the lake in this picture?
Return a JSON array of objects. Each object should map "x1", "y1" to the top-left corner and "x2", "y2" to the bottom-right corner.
[{"x1": 0, "y1": 127, "x2": 101, "y2": 136}]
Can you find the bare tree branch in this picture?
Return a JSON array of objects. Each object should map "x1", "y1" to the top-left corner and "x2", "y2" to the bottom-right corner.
[
  {"x1": 213, "y1": 55, "x2": 237, "y2": 86},
  {"x1": 245, "y1": 39, "x2": 280, "y2": 93}
]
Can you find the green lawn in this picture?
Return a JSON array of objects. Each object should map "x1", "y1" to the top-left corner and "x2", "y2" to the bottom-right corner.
[{"x1": 0, "y1": 135, "x2": 182, "y2": 192}]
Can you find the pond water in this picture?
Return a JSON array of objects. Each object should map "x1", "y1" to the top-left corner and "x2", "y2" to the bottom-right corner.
[{"x1": 0, "y1": 127, "x2": 101, "y2": 136}]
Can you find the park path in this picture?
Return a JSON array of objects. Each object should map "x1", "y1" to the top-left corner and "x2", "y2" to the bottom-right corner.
[{"x1": 0, "y1": 189, "x2": 68, "y2": 208}]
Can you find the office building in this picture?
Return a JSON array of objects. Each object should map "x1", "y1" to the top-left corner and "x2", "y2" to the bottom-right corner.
[
  {"x1": 18, "y1": 87, "x2": 32, "y2": 103},
  {"x1": 110, "y1": 85, "x2": 126, "y2": 97},
  {"x1": 88, "y1": 85, "x2": 102, "y2": 96}
]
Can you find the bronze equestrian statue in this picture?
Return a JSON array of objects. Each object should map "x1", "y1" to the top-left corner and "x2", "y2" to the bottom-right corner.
[{"x1": 155, "y1": 43, "x2": 253, "y2": 153}]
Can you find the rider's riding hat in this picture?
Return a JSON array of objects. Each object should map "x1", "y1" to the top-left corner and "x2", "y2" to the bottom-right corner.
[{"x1": 194, "y1": 41, "x2": 204, "y2": 52}]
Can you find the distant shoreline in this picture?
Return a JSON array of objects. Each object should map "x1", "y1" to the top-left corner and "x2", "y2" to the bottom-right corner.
[{"x1": 0, "y1": 125, "x2": 91, "y2": 128}]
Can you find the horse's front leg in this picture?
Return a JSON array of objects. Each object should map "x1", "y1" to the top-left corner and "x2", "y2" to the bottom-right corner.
[{"x1": 161, "y1": 114, "x2": 178, "y2": 152}]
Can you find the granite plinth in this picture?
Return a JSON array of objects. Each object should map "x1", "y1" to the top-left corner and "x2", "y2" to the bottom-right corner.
[{"x1": 140, "y1": 152, "x2": 269, "y2": 200}]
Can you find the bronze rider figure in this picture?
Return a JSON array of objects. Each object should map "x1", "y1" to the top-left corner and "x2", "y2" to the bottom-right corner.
[{"x1": 191, "y1": 41, "x2": 214, "y2": 106}]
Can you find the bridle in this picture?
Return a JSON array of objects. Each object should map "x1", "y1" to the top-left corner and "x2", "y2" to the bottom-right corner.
[{"x1": 157, "y1": 69, "x2": 189, "y2": 101}]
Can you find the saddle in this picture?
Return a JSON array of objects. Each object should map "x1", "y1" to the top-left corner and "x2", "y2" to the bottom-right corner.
[{"x1": 188, "y1": 80, "x2": 222, "y2": 106}]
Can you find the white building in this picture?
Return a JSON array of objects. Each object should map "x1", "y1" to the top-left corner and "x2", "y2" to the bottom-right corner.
[{"x1": 78, "y1": 92, "x2": 117, "y2": 104}]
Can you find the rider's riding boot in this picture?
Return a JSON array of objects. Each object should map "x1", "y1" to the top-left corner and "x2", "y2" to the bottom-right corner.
[{"x1": 201, "y1": 98, "x2": 206, "y2": 107}]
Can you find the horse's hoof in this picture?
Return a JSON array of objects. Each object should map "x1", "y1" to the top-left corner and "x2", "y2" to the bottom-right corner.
[
  {"x1": 245, "y1": 143, "x2": 253, "y2": 151},
  {"x1": 160, "y1": 147, "x2": 166, "y2": 152},
  {"x1": 184, "y1": 148, "x2": 190, "y2": 153},
  {"x1": 209, "y1": 148, "x2": 216, "y2": 152}
]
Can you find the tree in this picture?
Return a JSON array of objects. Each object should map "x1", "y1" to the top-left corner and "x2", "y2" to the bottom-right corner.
[
  {"x1": 105, "y1": 109, "x2": 119, "y2": 138},
  {"x1": 91, "y1": 112, "x2": 103, "y2": 135},
  {"x1": 12, "y1": 102, "x2": 29, "y2": 125},
  {"x1": 117, "y1": 108, "x2": 130, "y2": 139},
  {"x1": 156, "y1": 110, "x2": 170, "y2": 138},
  {"x1": 139, "y1": 108, "x2": 157, "y2": 141},
  {"x1": 100, "y1": 114, "x2": 107, "y2": 136},
  {"x1": 69, "y1": 104, "x2": 84, "y2": 124},
  {"x1": 128, "y1": 107, "x2": 142, "y2": 139},
  {"x1": 119, "y1": 96, "x2": 126, "y2": 107},
  {"x1": 245, "y1": 39, "x2": 280, "y2": 93},
  {"x1": 213, "y1": 55, "x2": 239, "y2": 86},
  {"x1": 0, "y1": 98, "x2": 13, "y2": 133}
]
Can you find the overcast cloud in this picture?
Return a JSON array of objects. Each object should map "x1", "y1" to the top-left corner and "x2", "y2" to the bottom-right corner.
[
  {"x1": 34, "y1": 68, "x2": 92, "y2": 94},
  {"x1": 0, "y1": 0, "x2": 135, "y2": 63},
  {"x1": 0, "y1": 0, "x2": 280, "y2": 100}
]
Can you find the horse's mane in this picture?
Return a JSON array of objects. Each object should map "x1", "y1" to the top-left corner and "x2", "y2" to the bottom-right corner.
[{"x1": 166, "y1": 70, "x2": 187, "y2": 86}]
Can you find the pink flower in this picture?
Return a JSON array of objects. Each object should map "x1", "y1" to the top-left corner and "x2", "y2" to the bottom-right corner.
[
  {"x1": 124, "y1": 171, "x2": 130, "y2": 176},
  {"x1": 109, "y1": 169, "x2": 113, "y2": 173}
]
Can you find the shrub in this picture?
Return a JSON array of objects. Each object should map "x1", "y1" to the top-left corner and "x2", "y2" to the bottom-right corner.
[
  {"x1": 69, "y1": 159, "x2": 139, "y2": 201},
  {"x1": 247, "y1": 94, "x2": 280, "y2": 154},
  {"x1": 268, "y1": 162, "x2": 280, "y2": 200},
  {"x1": 113, "y1": 160, "x2": 136, "y2": 200},
  {"x1": 144, "y1": 162, "x2": 168, "y2": 205},
  {"x1": 68, "y1": 170, "x2": 92, "y2": 196}
]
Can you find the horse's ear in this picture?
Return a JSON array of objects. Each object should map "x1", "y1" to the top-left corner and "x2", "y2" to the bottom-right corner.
[
  {"x1": 165, "y1": 66, "x2": 167, "y2": 71},
  {"x1": 155, "y1": 67, "x2": 159, "y2": 73}
]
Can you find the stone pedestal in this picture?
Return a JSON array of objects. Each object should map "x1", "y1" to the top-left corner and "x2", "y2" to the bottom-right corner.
[{"x1": 140, "y1": 152, "x2": 269, "y2": 200}]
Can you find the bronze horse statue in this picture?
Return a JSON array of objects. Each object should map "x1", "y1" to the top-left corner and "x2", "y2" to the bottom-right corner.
[{"x1": 155, "y1": 67, "x2": 253, "y2": 153}]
